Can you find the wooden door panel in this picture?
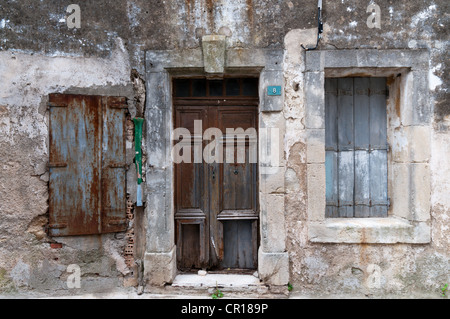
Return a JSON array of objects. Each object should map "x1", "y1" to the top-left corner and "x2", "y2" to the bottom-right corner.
[
  {"x1": 174, "y1": 107, "x2": 208, "y2": 270},
  {"x1": 217, "y1": 107, "x2": 258, "y2": 216},
  {"x1": 174, "y1": 79, "x2": 259, "y2": 271},
  {"x1": 221, "y1": 150, "x2": 256, "y2": 212},
  {"x1": 222, "y1": 220, "x2": 257, "y2": 269},
  {"x1": 213, "y1": 107, "x2": 259, "y2": 269}
]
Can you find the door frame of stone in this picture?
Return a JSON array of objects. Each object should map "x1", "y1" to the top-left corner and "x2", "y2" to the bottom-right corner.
[{"x1": 143, "y1": 45, "x2": 289, "y2": 287}]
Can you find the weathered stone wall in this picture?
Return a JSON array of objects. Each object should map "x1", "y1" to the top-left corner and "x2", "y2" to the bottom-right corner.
[{"x1": 0, "y1": 0, "x2": 448, "y2": 296}]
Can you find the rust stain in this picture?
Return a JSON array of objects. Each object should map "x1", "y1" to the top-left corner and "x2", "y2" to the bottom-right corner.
[
  {"x1": 206, "y1": 0, "x2": 214, "y2": 12},
  {"x1": 386, "y1": 76, "x2": 395, "y2": 86},
  {"x1": 0, "y1": 105, "x2": 8, "y2": 115},
  {"x1": 206, "y1": 0, "x2": 215, "y2": 31},
  {"x1": 359, "y1": 229, "x2": 369, "y2": 265},
  {"x1": 185, "y1": 0, "x2": 192, "y2": 23},
  {"x1": 344, "y1": 73, "x2": 372, "y2": 78},
  {"x1": 386, "y1": 76, "x2": 401, "y2": 117},
  {"x1": 246, "y1": 0, "x2": 254, "y2": 26},
  {"x1": 395, "y1": 81, "x2": 401, "y2": 118}
]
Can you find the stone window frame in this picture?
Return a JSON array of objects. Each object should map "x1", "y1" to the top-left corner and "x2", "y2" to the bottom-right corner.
[{"x1": 304, "y1": 49, "x2": 431, "y2": 244}]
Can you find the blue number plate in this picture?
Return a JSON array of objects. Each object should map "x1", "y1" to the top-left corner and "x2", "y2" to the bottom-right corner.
[{"x1": 267, "y1": 86, "x2": 282, "y2": 96}]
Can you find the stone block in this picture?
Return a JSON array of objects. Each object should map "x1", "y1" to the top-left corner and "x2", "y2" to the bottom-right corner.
[
  {"x1": 259, "y1": 112, "x2": 285, "y2": 170},
  {"x1": 306, "y1": 128, "x2": 325, "y2": 164},
  {"x1": 305, "y1": 72, "x2": 325, "y2": 129},
  {"x1": 377, "y1": 49, "x2": 429, "y2": 70},
  {"x1": 260, "y1": 194, "x2": 286, "y2": 252},
  {"x1": 146, "y1": 107, "x2": 168, "y2": 168},
  {"x1": 307, "y1": 163, "x2": 326, "y2": 222},
  {"x1": 391, "y1": 163, "x2": 410, "y2": 220},
  {"x1": 144, "y1": 247, "x2": 177, "y2": 286},
  {"x1": 391, "y1": 126, "x2": 409, "y2": 163},
  {"x1": 411, "y1": 163, "x2": 431, "y2": 222},
  {"x1": 145, "y1": 49, "x2": 203, "y2": 72},
  {"x1": 145, "y1": 167, "x2": 166, "y2": 193},
  {"x1": 260, "y1": 70, "x2": 284, "y2": 112},
  {"x1": 309, "y1": 218, "x2": 430, "y2": 244},
  {"x1": 146, "y1": 71, "x2": 169, "y2": 110},
  {"x1": 202, "y1": 35, "x2": 226, "y2": 74},
  {"x1": 408, "y1": 125, "x2": 431, "y2": 163},
  {"x1": 305, "y1": 50, "x2": 323, "y2": 72},
  {"x1": 258, "y1": 248, "x2": 289, "y2": 286},
  {"x1": 324, "y1": 50, "x2": 358, "y2": 68},
  {"x1": 410, "y1": 71, "x2": 430, "y2": 125},
  {"x1": 145, "y1": 193, "x2": 174, "y2": 252},
  {"x1": 260, "y1": 168, "x2": 285, "y2": 193},
  {"x1": 356, "y1": 49, "x2": 380, "y2": 68},
  {"x1": 226, "y1": 48, "x2": 283, "y2": 70}
]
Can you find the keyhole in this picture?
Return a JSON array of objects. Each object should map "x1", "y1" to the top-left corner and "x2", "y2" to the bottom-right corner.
[{"x1": 234, "y1": 170, "x2": 238, "y2": 175}]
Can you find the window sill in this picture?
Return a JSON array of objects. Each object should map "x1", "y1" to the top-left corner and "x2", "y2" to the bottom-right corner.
[{"x1": 308, "y1": 217, "x2": 430, "y2": 244}]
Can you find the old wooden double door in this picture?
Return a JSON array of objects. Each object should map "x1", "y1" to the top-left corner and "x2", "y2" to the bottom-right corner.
[{"x1": 173, "y1": 78, "x2": 259, "y2": 271}]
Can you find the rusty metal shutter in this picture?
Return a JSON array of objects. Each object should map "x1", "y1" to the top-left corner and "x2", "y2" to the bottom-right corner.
[
  {"x1": 48, "y1": 94, "x2": 127, "y2": 236},
  {"x1": 325, "y1": 78, "x2": 389, "y2": 218}
]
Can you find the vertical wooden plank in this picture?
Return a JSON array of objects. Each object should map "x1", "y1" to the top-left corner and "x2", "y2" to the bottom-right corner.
[
  {"x1": 369, "y1": 78, "x2": 388, "y2": 149},
  {"x1": 337, "y1": 78, "x2": 354, "y2": 217},
  {"x1": 208, "y1": 106, "x2": 221, "y2": 268},
  {"x1": 222, "y1": 221, "x2": 238, "y2": 268},
  {"x1": 338, "y1": 151, "x2": 355, "y2": 217},
  {"x1": 354, "y1": 151, "x2": 370, "y2": 217},
  {"x1": 222, "y1": 161, "x2": 235, "y2": 210},
  {"x1": 370, "y1": 150, "x2": 388, "y2": 217},
  {"x1": 337, "y1": 78, "x2": 354, "y2": 151},
  {"x1": 325, "y1": 78, "x2": 339, "y2": 217},
  {"x1": 325, "y1": 78, "x2": 338, "y2": 150},
  {"x1": 101, "y1": 97, "x2": 127, "y2": 233},
  {"x1": 354, "y1": 78, "x2": 371, "y2": 217},
  {"x1": 233, "y1": 147, "x2": 252, "y2": 210},
  {"x1": 180, "y1": 223, "x2": 201, "y2": 269},
  {"x1": 251, "y1": 220, "x2": 258, "y2": 268},
  {"x1": 174, "y1": 106, "x2": 209, "y2": 270},
  {"x1": 354, "y1": 78, "x2": 371, "y2": 149},
  {"x1": 49, "y1": 94, "x2": 102, "y2": 236},
  {"x1": 325, "y1": 151, "x2": 339, "y2": 217},
  {"x1": 237, "y1": 220, "x2": 254, "y2": 269},
  {"x1": 222, "y1": 220, "x2": 254, "y2": 269},
  {"x1": 369, "y1": 78, "x2": 388, "y2": 217}
]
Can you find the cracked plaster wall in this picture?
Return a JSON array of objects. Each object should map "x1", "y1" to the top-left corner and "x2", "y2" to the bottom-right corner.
[{"x1": 0, "y1": 0, "x2": 448, "y2": 296}]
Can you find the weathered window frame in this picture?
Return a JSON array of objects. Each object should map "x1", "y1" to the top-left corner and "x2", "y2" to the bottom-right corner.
[{"x1": 304, "y1": 49, "x2": 431, "y2": 244}]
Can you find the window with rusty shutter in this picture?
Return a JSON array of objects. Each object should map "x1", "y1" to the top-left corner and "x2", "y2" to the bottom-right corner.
[
  {"x1": 325, "y1": 78, "x2": 389, "y2": 218},
  {"x1": 48, "y1": 94, "x2": 127, "y2": 236}
]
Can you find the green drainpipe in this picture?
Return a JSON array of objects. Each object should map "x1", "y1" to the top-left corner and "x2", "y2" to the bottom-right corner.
[{"x1": 133, "y1": 118, "x2": 144, "y2": 206}]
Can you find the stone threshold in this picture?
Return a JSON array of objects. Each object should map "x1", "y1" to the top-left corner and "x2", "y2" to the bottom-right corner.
[{"x1": 172, "y1": 273, "x2": 263, "y2": 289}]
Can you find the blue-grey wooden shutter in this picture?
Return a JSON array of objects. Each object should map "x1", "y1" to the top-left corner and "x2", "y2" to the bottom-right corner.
[
  {"x1": 325, "y1": 78, "x2": 388, "y2": 218},
  {"x1": 48, "y1": 94, "x2": 127, "y2": 236},
  {"x1": 101, "y1": 96, "x2": 128, "y2": 233}
]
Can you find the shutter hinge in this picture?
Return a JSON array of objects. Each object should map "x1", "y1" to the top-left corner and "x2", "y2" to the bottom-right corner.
[
  {"x1": 107, "y1": 219, "x2": 127, "y2": 226},
  {"x1": 48, "y1": 162, "x2": 68, "y2": 168},
  {"x1": 49, "y1": 223, "x2": 68, "y2": 229},
  {"x1": 108, "y1": 163, "x2": 128, "y2": 169},
  {"x1": 109, "y1": 101, "x2": 128, "y2": 109},
  {"x1": 47, "y1": 102, "x2": 68, "y2": 109}
]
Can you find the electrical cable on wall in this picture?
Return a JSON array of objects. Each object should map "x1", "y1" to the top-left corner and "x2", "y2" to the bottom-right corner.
[{"x1": 301, "y1": 0, "x2": 323, "y2": 51}]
